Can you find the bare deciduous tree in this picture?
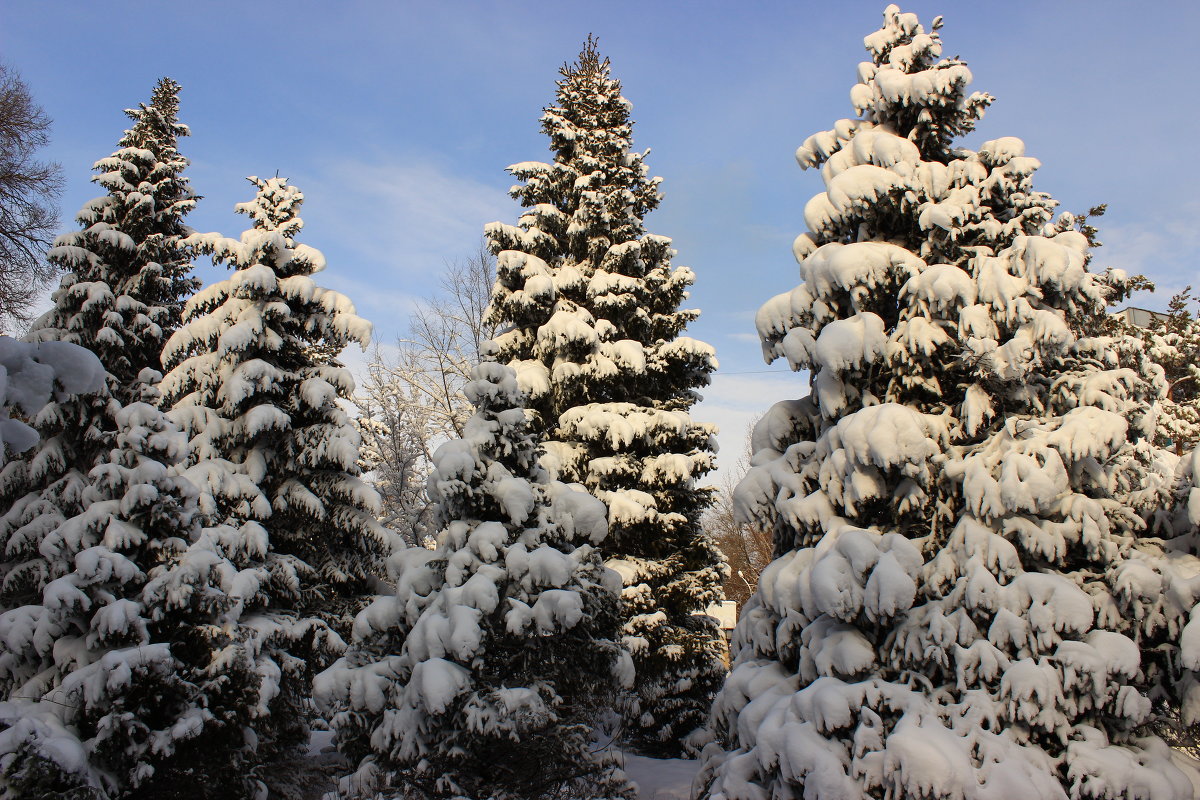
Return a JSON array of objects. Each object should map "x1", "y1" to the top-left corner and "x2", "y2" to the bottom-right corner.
[
  {"x1": 705, "y1": 420, "x2": 773, "y2": 610},
  {"x1": 354, "y1": 243, "x2": 497, "y2": 544},
  {"x1": 0, "y1": 63, "x2": 62, "y2": 331},
  {"x1": 354, "y1": 349, "x2": 440, "y2": 545},
  {"x1": 403, "y1": 241, "x2": 496, "y2": 437}
]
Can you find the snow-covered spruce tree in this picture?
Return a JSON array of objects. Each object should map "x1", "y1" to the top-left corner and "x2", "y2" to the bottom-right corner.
[
  {"x1": 0, "y1": 78, "x2": 197, "y2": 614},
  {"x1": 316, "y1": 360, "x2": 635, "y2": 800},
  {"x1": 163, "y1": 176, "x2": 387, "y2": 634},
  {"x1": 29, "y1": 77, "x2": 196, "y2": 398},
  {"x1": 160, "y1": 178, "x2": 384, "y2": 786},
  {"x1": 0, "y1": 80, "x2": 267, "y2": 799},
  {"x1": 485, "y1": 37, "x2": 724, "y2": 755},
  {"x1": 1151, "y1": 443, "x2": 1200, "y2": 760},
  {"x1": 0, "y1": 374, "x2": 262, "y2": 800},
  {"x1": 700, "y1": 6, "x2": 1198, "y2": 798}
]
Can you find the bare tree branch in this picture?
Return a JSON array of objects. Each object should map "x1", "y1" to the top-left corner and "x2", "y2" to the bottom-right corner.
[
  {"x1": 354, "y1": 243, "x2": 497, "y2": 544},
  {"x1": 0, "y1": 62, "x2": 63, "y2": 332},
  {"x1": 704, "y1": 418, "x2": 772, "y2": 610}
]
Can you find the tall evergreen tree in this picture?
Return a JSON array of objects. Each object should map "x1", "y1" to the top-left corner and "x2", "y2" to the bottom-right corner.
[
  {"x1": 485, "y1": 37, "x2": 725, "y2": 755},
  {"x1": 0, "y1": 82, "x2": 265, "y2": 799},
  {"x1": 317, "y1": 361, "x2": 635, "y2": 800},
  {"x1": 160, "y1": 177, "x2": 385, "y2": 784},
  {"x1": 30, "y1": 77, "x2": 197, "y2": 399},
  {"x1": 0, "y1": 75, "x2": 195, "y2": 619},
  {"x1": 0, "y1": 78, "x2": 198, "y2": 612},
  {"x1": 700, "y1": 7, "x2": 1197, "y2": 798}
]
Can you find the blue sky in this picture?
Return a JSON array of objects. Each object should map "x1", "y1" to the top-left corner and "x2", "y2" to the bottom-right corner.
[{"x1": 5, "y1": 1, "x2": 1199, "y2": 477}]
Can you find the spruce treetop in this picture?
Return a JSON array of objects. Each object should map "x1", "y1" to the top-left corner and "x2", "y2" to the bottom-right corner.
[
  {"x1": 485, "y1": 38, "x2": 712, "y2": 416},
  {"x1": 525, "y1": 34, "x2": 660, "y2": 252},
  {"x1": 163, "y1": 175, "x2": 369, "y2": 420},
  {"x1": 30, "y1": 76, "x2": 196, "y2": 394}
]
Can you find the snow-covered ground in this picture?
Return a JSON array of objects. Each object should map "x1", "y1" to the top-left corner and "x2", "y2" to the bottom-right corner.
[
  {"x1": 619, "y1": 752, "x2": 701, "y2": 800},
  {"x1": 300, "y1": 732, "x2": 1200, "y2": 800},
  {"x1": 305, "y1": 728, "x2": 701, "y2": 799}
]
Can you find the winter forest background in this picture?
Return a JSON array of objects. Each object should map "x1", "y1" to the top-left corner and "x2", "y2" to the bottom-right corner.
[{"x1": 4, "y1": 1, "x2": 1200, "y2": 799}]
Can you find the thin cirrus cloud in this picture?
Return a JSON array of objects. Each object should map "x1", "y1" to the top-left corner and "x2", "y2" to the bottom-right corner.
[
  {"x1": 1097, "y1": 203, "x2": 1200, "y2": 306},
  {"x1": 728, "y1": 332, "x2": 763, "y2": 344},
  {"x1": 296, "y1": 155, "x2": 514, "y2": 281}
]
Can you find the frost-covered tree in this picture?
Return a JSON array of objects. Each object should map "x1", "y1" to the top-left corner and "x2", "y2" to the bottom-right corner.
[
  {"x1": 403, "y1": 244, "x2": 498, "y2": 442},
  {"x1": 163, "y1": 176, "x2": 387, "y2": 633},
  {"x1": 354, "y1": 351, "x2": 439, "y2": 545},
  {"x1": 317, "y1": 361, "x2": 635, "y2": 800},
  {"x1": 700, "y1": 7, "x2": 1199, "y2": 799},
  {"x1": 485, "y1": 37, "x2": 724, "y2": 755}
]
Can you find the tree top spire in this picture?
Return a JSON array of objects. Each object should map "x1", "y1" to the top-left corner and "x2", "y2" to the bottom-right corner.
[{"x1": 562, "y1": 33, "x2": 608, "y2": 79}]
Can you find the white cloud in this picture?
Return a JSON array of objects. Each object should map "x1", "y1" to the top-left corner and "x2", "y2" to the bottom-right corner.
[
  {"x1": 290, "y1": 154, "x2": 516, "y2": 341},
  {"x1": 1099, "y1": 203, "x2": 1200, "y2": 308},
  {"x1": 694, "y1": 370, "x2": 802, "y2": 485}
]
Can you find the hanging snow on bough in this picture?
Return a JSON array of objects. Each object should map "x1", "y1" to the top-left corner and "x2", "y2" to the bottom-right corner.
[
  {"x1": 699, "y1": 6, "x2": 1200, "y2": 799},
  {"x1": 0, "y1": 338, "x2": 104, "y2": 464},
  {"x1": 317, "y1": 360, "x2": 636, "y2": 800}
]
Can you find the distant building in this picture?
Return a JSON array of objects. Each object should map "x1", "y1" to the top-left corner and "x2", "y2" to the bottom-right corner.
[
  {"x1": 705, "y1": 600, "x2": 738, "y2": 633},
  {"x1": 1115, "y1": 306, "x2": 1169, "y2": 329},
  {"x1": 703, "y1": 600, "x2": 739, "y2": 667}
]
